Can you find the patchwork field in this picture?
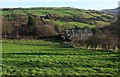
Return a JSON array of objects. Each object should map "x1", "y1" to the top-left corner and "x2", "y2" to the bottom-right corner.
[
  {"x1": 2, "y1": 7, "x2": 116, "y2": 29},
  {"x1": 2, "y1": 39, "x2": 119, "y2": 76}
]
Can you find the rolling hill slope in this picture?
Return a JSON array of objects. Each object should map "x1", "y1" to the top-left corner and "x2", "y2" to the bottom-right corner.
[{"x1": 2, "y1": 7, "x2": 117, "y2": 28}]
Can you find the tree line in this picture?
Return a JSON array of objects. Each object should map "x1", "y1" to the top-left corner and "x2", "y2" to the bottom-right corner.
[
  {"x1": 2, "y1": 13, "x2": 60, "y2": 39},
  {"x1": 67, "y1": 19, "x2": 119, "y2": 51}
]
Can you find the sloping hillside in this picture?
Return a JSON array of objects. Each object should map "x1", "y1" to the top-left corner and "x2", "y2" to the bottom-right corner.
[{"x1": 2, "y1": 7, "x2": 117, "y2": 28}]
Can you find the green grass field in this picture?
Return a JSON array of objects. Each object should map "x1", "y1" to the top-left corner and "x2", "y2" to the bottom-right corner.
[
  {"x1": 2, "y1": 39, "x2": 119, "y2": 76},
  {"x1": 2, "y1": 8, "x2": 92, "y2": 17},
  {"x1": 50, "y1": 20, "x2": 96, "y2": 28}
]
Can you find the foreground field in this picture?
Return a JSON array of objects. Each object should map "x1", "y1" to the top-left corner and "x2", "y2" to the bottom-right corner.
[{"x1": 2, "y1": 40, "x2": 119, "y2": 76}]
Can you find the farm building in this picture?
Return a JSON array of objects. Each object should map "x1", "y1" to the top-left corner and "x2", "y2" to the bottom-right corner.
[{"x1": 63, "y1": 27, "x2": 93, "y2": 40}]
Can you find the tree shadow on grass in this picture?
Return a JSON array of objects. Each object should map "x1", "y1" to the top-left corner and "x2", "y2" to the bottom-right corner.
[
  {"x1": 3, "y1": 52, "x2": 109, "y2": 56},
  {"x1": 3, "y1": 52, "x2": 84, "y2": 56},
  {"x1": 3, "y1": 60, "x2": 94, "y2": 69}
]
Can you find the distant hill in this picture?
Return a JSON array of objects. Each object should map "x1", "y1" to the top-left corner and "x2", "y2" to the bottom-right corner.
[
  {"x1": 2, "y1": 7, "x2": 117, "y2": 29},
  {"x1": 101, "y1": 7, "x2": 120, "y2": 15},
  {"x1": 1, "y1": 7, "x2": 118, "y2": 39}
]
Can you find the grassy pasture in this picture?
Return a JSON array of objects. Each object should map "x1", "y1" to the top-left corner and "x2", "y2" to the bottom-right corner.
[
  {"x1": 50, "y1": 20, "x2": 96, "y2": 28},
  {"x1": 2, "y1": 39, "x2": 119, "y2": 76},
  {"x1": 2, "y1": 8, "x2": 89, "y2": 17}
]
